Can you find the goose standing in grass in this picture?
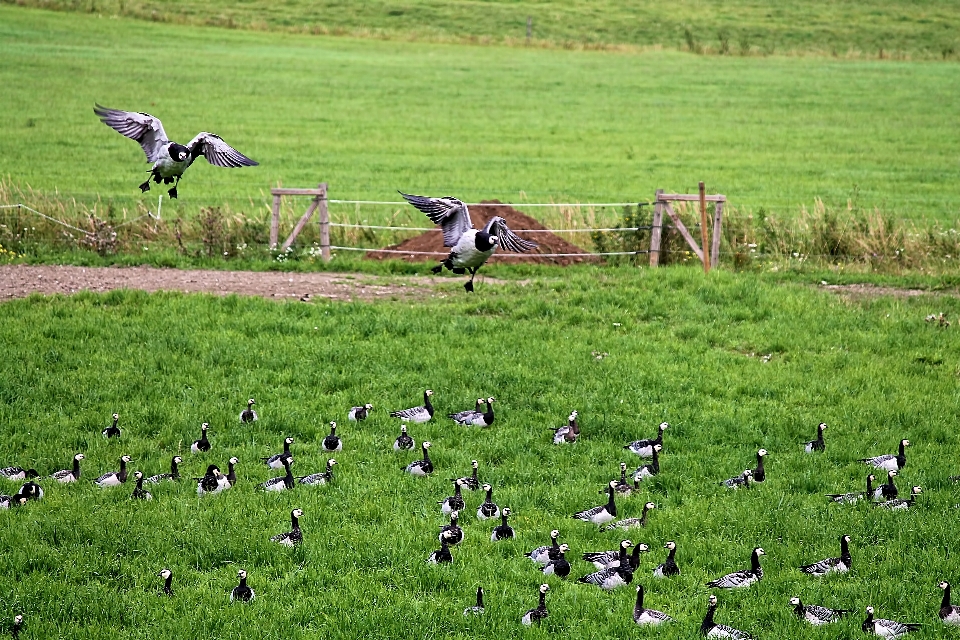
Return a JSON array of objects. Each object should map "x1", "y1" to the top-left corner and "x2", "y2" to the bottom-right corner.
[
  {"x1": 220, "y1": 457, "x2": 239, "y2": 489},
  {"x1": 428, "y1": 530, "x2": 455, "y2": 564},
  {"x1": 862, "y1": 606, "x2": 921, "y2": 637},
  {"x1": 240, "y1": 398, "x2": 258, "y2": 423},
  {"x1": 400, "y1": 192, "x2": 538, "y2": 292},
  {"x1": 860, "y1": 439, "x2": 910, "y2": 472},
  {"x1": 131, "y1": 471, "x2": 153, "y2": 500},
  {"x1": 572, "y1": 481, "x2": 617, "y2": 525},
  {"x1": 477, "y1": 483, "x2": 500, "y2": 520},
  {"x1": 102, "y1": 413, "x2": 121, "y2": 438},
  {"x1": 800, "y1": 534, "x2": 851, "y2": 576},
  {"x1": 0, "y1": 466, "x2": 38, "y2": 481},
  {"x1": 159, "y1": 569, "x2": 173, "y2": 596},
  {"x1": 653, "y1": 541, "x2": 680, "y2": 577},
  {"x1": 464, "y1": 587, "x2": 484, "y2": 616},
  {"x1": 439, "y1": 510, "x2": 464, "y2": 545},
  {"x1": 939, "y1": 581, "x2": 960, "y2": 626},
  {"x1": 146, "y1": 456, "x2": 181, "y2": 484},
  {"x1": 440, "y1": 479, "x2": 466, "y2": 515},
  {"x1": 543, "y1": 544, "x2": 571, "y2": 578},
  {"x1": 875, "y1": 486, "x2": 922, "y2": 510},
  {"x1": 453, "y1": 397, "x2": 495, "y2": 427},
  {"x1": 230, "y1": 570, "x2": 255, "y2": 602},
  {"x1": 625, "y1": 422, "x2": 668, "y2": 457},
  {"x1": 262, "y1": 437, "x2": 294, "y2": 469},
  {"x1": 602, "y1": 502, "x2": 656, "y2": 532},
  {"x1": 521, "y1": 584, "x2": 550, "y2": 626},
  {"x1": 271, "y1": 508, "x2": 303, "y2": 546},
  {"x1": 298, "y1": 459, "x2": 336, "y2": 486},
  {"x1": 348, "y1": 403, "x2": 373, "y2": 421},
  {"x1": 261, "y1": 458, "x2": 295, "y2": 492},
  {"x1": 405, "y1": 442, "x2": 433, "y2": 476},
  {"x1": 706, "y1": 548, "x2": 765, "y2": 589},
  {"x1": 722, "y1": 469, "x2": 753, "y2": 489},
  {"x1": 633, "y1": 445, "x2": 661, "y2": 482},
  {"x1": 393, "y1": 425, "x2": 415, "y2": 451},
  {"x1": 191, "y1": 423, "x2": 211, "y2": 453},
  {"x1": 752, "y1": 449, "x2": 767, "y2": 482},
  {"x1": 790, "y1": 597, "x2": 850, "y2": 625},
  {"x1": 528, "y1": 530, "x2": 561, "y2": 565},
  {"x1": 94, "y1": 104, "x2": 258, "y2": 199},
  {"x1": 633, "y1": 584, "x2": 673, "y2": 626},
  {"x1": 12, "y1": 615, "x2": 23, "y2": 640},
  {"x1": 827, "y1": 474, "x2": 876, "y2": 503},
  {"x1": 491, "y1": 507, "x2": 514, "y2": 541},
  {"x1": 50, "y1": 454, "x2": 84, "y2": 483},
  {"x1": 95, "y1": 455, "x2": 131, "y2": 487},
  {"x1": 449, "y1": 398, "x2": 484, "y2": 423},
  {"x1": 450, "y1": 459, "x2": 480, "y2": 491},
  {"x1": 874, "y1": 470, "x2": 898, "y2": 500},
  {"x1": 552, "y1": 411, "x2": 580, "y2": 444},
  {"x1": 577, "y1": 541, "x2": 636, "y2": 590},
  {"x1": 804, "y1": 422, "x2": 827, "y2": 452},
  {"x1": 196, "y1": 464, "x2": 224, "y2": 496},
  {"x1": 322, "y1": 422, "x2": 342, "y2": 452},
  {"x1": 390, "y1": 390, "x2": 435, "y2": 423},
  {"x1": 700, "y1": 595, "x2": 752, "y2": 639},
  {"x1": 613, "y1": 462, "x2": 633, "y2": 495}
]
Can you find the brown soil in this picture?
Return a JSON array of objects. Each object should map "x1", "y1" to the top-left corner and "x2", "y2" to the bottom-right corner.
[
  {"x1": 365, "y1": 200, "x2": 597, "y2": 265},
  {"x1": 819, "y1": 283, "x2": 958, "y2": 298}
]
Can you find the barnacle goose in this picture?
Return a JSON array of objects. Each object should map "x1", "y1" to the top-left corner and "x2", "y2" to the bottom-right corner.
[
  {"x1": 196, "y1": 464, "x2": 224, "y2": 496},
  {"x1": 428, "y1": 531, "x2": 455, "y2": 564},
  {"x1": 405, "y1": 442, "x2": 433, "y2": 476},
  {"x1": 190, "y1": 423, "x2": 211, "y2": 453},
  {"x1": 261, "y1": 458, "x2": 295, "y2": 492},
  {"x1": 299, "y1": 459, "x2": 337, "y2": 486},
  {"x1": 0, "y1": 494, "x2": 27, "y2": 509},
  {"x1": 572, "y1": 481, "x2": 617, "y2": 525},
  {"x1": 440, "y1": 510, "x2": 464, "y2": 545},
  {"x1": 240, "y1": 398, "x2": 258, "y2": 423},
  {"x1": 50, "y1": 454, "x2": 84, "y2": 483},
  {"x1": 440, "y1": 479, "x2": 466, "y2": 515},
  {"x1": 322, "y1": 422, "x2": 342, "y2": 452},
  {"x1": 95, "y1": 455, "x2": 131, "y2": 487},
  {"x1": 654, "y1": 541, "x2": 680, "y2": 577},
  {"x1": 449, "y1": 398, "x2": 484, "y2": 423},
  {"x1": 804, "y1": 422, "x2": 827, "y2": 453},
  {"x1": 17, "y1": 481, "x2": 43, "y2": 501},
  {"x1": 491, "y1": 507, "x2": 514, "y2": 541},
  {"x1": 543, "y1": 544, "x2": 571, "y2": 578},
  {"x1": 583, "y1": 541, "x2": 647, "y2": 570},
  {"x1": 271, "y1": 508, "x2": 303, "y2": 546},
  {"x1": 159, "y1": 568, "x2": 173, "y2": 596},
  {"x1": 577, "y1": 541, "x2": 635, "y2": 590},
  {"x1": 939, "y1": 581, "x2": 960, "y2": 626},
  {"x1": 521, "y1": 584, "x2": 549, "y2": 625},
  {"x1": 12, "y1": 614, "x2": 23, "y2": 640},
  {"x1": 601, "y1": 502, "x2": 656, "y2": 532},
  {"x1": 827, "y1": 474, "x2": 876, "y2": 503},
  {"x1": 0, "y1": 466, "x2": 38, "y2": 481},
  {"x1": 220, "y1": 457, "x2": 239, "y2": 489},
  {"x1": 552, "y1": 411, "x2": 580, "y2": 444},
  {"x1": 131, "y1": 471, "x2": 153, "y2": 500},
  {"x1": 393, "y1": 425, "x2": 415, "y2": 451},
  {"x1": 450, "y1": 460, "x2": 480, "y2": 491},
  {"x1": 701, "y1": 595, "x2": 752, "y2": 639},
  {"x1": 633, "y1": 445, "x2": 661, "y2": 482},
  {"x1": 801, "y1": 534, "x2": 851, "y2": 576},
  {"x1": 752, "y1": 449, "x2": 767, "y2": 482},
  {"x1": 400, "y1": 192, "x2": 538, "y2": 292},
  {"x1": 874, "y1": 485, "x2": 921, "y2": 510},
  {"x1": 633, "y1": 584, "x2": 673, "y2": 626},
  {"x1": 614, "y1": 462, "x2": 633, "y2": 495},
  {"x1": 625, "y1": 422, "x2": 668, "y2": 458},
  {"x1": 94, "y1": 104, "x2": 258, "y2": 199},
  {"x1": 453, "y1": 397, "x2": 495, "y2": 427},
  {"x1": 348, "y1": 403, "x2": 373, "y2": 421},
  {"x1": 477, "y1": 483, "x2": 500, "y2": 520},
  {"x1": 790, "y1": 597, "x2": 850, "y2": 625},
  {"x1": 464, "y1": 586, "x2": 484, "y2": 616},
  {"x1": 262, "y1": 437, "x2": 294, "y2": 469},
  {"x1": 146, "y1": 456, "x2": 181, "y2": 484},
  {"x1": 862, "y1": 606, "x2": 921, "y2": 637},
  {"x1": 102, "y1": 413, "x2": 121, "y2": 438},
  {"x1": 231, "y1": 570, "x2": 255, "y2": 602},
  {"x1": 706, "y1": 548, "x2": 765, "y2": 589},
  {"x1": 390, "y1": 390, "x2": 434, "y2": 423},
  {"x1": 722, "y1": 469, "x2": 753, "y2": 489},
  {"x1": 528, "y1": 530, "x2": 560, "y2": 565},
  {"x1": 859, "y1": 439, "x2": 910, "y2": 472},
  {"x1": 875, "y1": 470, "x2": 899, "y2": 500}
]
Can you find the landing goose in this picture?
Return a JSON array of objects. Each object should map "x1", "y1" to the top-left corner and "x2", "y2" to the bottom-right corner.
[
  {"x1": 633, "y1": 445, "x2": 661, "y2": 482},
  {"x1": 521, "y1": 584, "x2": 549, "y2": 625},
  {"x1": 131, "y1": 471, "x2": 153, "y2": 500},
  {"x1": 95, "y1": 104, "x2": 258, "y2": 199},
  {"x1": 752, "y1": 449, "x2": 767, "y2": 482},
  {"x1": 491, "y1": 507, "x2": 514, "y2": 541},
  {"x1": 577, "y1": 541, "x2": 635, "y2": 590},
  {"x1": 804, "y1": 422, "x2": 827, "y2": 452},
  {"x1": 827, "y1": 474, "x2": 876, "y2": 503},
  {"x1": 633, "y1": 584, "x2": 672, "y2": 626},
  {"x1": 230, "y1": 570, "x2": 255, "y2": 602},
  {"x1": 220, "y1": 457, "x2": 239, "y2": 489},
  {"x1": 405, "y1": 442, "x2": 433, "y2": 476},
  {"x1": 271, "y1": 508, "x2": 303, "y2": 546},
  {"x1": 102, "y1": 413, "x2": 121, "y2": 438},
  {"x1": 95, "y1": 455, "x2": 131, "y2": 487},
  {"x1": 874, "y1": 485, "x2": 921, "y2": 510},
  {"x1": 613, "y1": 462, "x2": 633, "y2": 495},
  {"x1": 449, "y1": 398, "x2": 484, "y2": 423},
  {"x1": 0, "y1": 466, "x2": 38, "y2": 481},
  {"x1": 601, "y1": 502, "x2": 655, "y2": 532},
  {"x1": 477, "y1": 483, "x2": 499, "y2": 520},
  {"x1": 440, "y1": 479, "x2": 466, "y2": 515},
  {"x1": 50, "y1": 454, "x2": 84, "y2": 483},
  {"x1": 159, "y1": 569, "x2": 173, "y2": 596},
  {"x1": 790, "y1": 597, "x2": 850, "y2": 625},
  {"x1": 348, "y1": 403, "x2": 373, "y2": 421},
  {"x1": 464, "y1": 586, "x2": 484, "y2": 616},
  {"x1": 859, "y1": 439, "x2": 910, "y2": 472},
  {"x1": 939, "y1": 581, "x2": 960, "y2": 626},
  {"x1": 439, "y1": 510, "x2": 464, "y2": 545},
  {"x1": 261, "y1": 458, "x2": 295, "y2": 492},
  {"x1": 527, "y1": 529, "x2": 560, "y2": 565},
  {"x1": 862, "y1": 606, "x2": 921, "y2": 637},
  {"x1": 190, "y1": 423, "x2": 211, "y2": 453},
  {"x1": 653, "y1": 541, "x2": 680, "y2": 577},
  {"x1": 572, "y1": 481, "x2": 617, "y2": 525},
  {"x1": 196, "y1": 464, "x2": 224, "y2": 496},
  {"x1": 722, "y1": 470, "x2": 753, "y2": 489},
  {"x1": 583, "y1": 541, "x2": 648, "y2": 570},
  {"x1": 400, "y1": 192, "x2": 538, "y2": 292},
  {"x1": 453, "y1": 397, "x2": 495, "y2": 427},
  {"x1": 625, "y1": 422, "x2": 668, "y2": 457},
  {"x1": 450, "y1": 460, "x2": 480, "y2": 491},
  {"x1": 322, "y1": 422, "x2": 342, "y2": 452},
  {"x1": 393, "y1": 426, "x2": 415, "y2": 451},
  {"x1": 263, "y1": 437, "x2": 294, "y2": 469},
  {"x1": 298, "y1": 459, "x2": 336, "y2": 486},
  {"x1": 701, "y1": 595, "x2": 752, "y2": 639},
  {"x1": 543, "y1": 544, "x2": 571, "y2": 578},
  {"x1": 240, "y1": 398, "x2": 258, "y2": 423},
  {"x1": 800, "y1": 534, "x2": 851, "y2": 576},
  {"x1": 706, "y1": 548, "x2": 765, "y2": 589},
  {"x1": 552, "y1": 411, "x2": 580, "y2": 444},
  {"x1": 390, "y1": 390, "x2": 434, "y2": 423},
  {"x1": 146, "y1": 456, "x2": 181, "y2": 484},
  {"x1": 427, "y1": 531, "x2": 454, "y2": 564},
  {"x1": 874, "y1": 470, "x2": 898, "y2": 500}
]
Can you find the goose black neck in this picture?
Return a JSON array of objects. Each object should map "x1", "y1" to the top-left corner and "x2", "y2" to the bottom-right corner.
[
  {"x1": 640, "y1": 505, "x2": 650, "y2": 525},
  {"x1": 538, "y1": 591, "x2": 546, "y2": 609},
  {"x1": 701, "y1": 604, "x2": 717, "y2": 633},
  {"x1": 423, "y1": 391, "x2": 434, "y2": 415},
  {"x1": 171, "y1": 459, "x2": 180, "y2": 477},
  {"x1": 500, "y1": 513, "x2": 509, "y2": 526},
  {"x1": 73, "y1": 457, "x2": 82, "y2": 476},
  {"x1": 477, "y1": 588, "x2": 484, "y2": 608},
  {"x1": 283, "y1": 462, "x2": 294, "y2": 488},
  {"x1": 326, "y1": 461, "x2": 334, "y2": 473},
  {"x1": 485, "y1": 487, "x2": 493, "y2": 501},
  {"x1": 866, "y1": 476, "x2": 874, "y2": 493},
  {"x1": 899, "y1": 441, "x2": 906, "y2": 456},
  {"x1": 239, "y1": 576, "x2": 248, "y2": 588},
  {"x1": 329, "y1": 425, "x2": 336, "y2": 436},
  {"x1": 651, "y1": 448, "x2": 660, "y2": 471},
  {"x1": 291, "y1": 512, "x2": 300, "y2": 529},
  {"x1": 606, "y1": 486, "x2": 617, "y2": 510},
  {"x1": 862, "y1": 611, "x2": 874, "y2": 632},
  {"x1": 483, "y1": 401, "x2": 494, "y2": 422},
  {"x1": 284, "y1": 440, "x2": 292, "y2": 453},
  {"x1": 667, "y1": 546, "x2": 676, "y2": 561},
  {"x1": 793, "y1": 600, "x2": 805, "y2": 617},
  {"x1": 840, "y1": 538, "x2": 851, "y2": 564},
  {"x1": 751, "y1": 551, "x2": 763, "y2": 572},
  {"x1": 635, "y1": 585, "x2": 645, "y2": 610},
  {"x1": 135, "y1": 477, "x2": 144, "y2": 491},
  {"x1": 454, "y1": 483, "x2": 462, "y2": 497},
  {"x1": 619, "y1": 468, "x2": 627, "y2": 483},
  {"x1": 422, "y1": 445, "x2": 431, "y2": 462},
  {"x1": 630, "y1": 544, "x2": 645, "y2": 567},
  {"x1": 471, "y1": 466, "x2": 478, "y2": 480},
  {"x1": 550, "y1": 533, "x2": 559, "y2": 548},
  {"x1": 164, "y1": 575, "x2": 173, "y2": 593},
  {"x1": 943, "y1": 585, "x2": 952, "y2": 611}
]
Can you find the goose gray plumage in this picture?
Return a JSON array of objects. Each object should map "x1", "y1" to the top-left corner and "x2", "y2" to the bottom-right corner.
[
  {"x1": 463, "y1": 586, "x2": 484, "y2": 616},
  {"x1": 262, "y1": 437, "x2": 294, "y2": 469},
  {"x1": 219, "y1": 457, "x2": 239, "y2": 489},
  {"x1": 800, "y1": 534, "x2": 851, "y2": 576},
  {"x1": 634, "y1": 584, "x2": 673, "y2": 625},
  {"x1": 491, "y1": 507, "x2": 514, "y2": 541},
  {"x1": 95, "y1": 455, "x2": 131, "y2": 487},
  {"x1": 632, "y1": 445, "x2": 661, "y2": 482},
  {"x1": 790, "y1": 597, "x2": 850, "y2": 625},
  {"x1": 102, "y1": 413, "x2": 121, "y2": 438},
  {"x1": 527, "y1": 529, "x2": 560, "y2": 565},
  {"x1": 450, "y1": 459, "x2": 480, "y2": 491},
  {"x1": 230, "y1": 569, "x2": 255, "y2": 602},
  {"x1": 577, "y1": 541, "x2": 636, "y2": 590},
  {"x1": 552, "y1": 411, "x2": 580, "y2": 444},
  {"x1": 322, "y1": 422, "x2": 342, "y2": 452},
  {"x1": 543, "y1": 544, "x2": 571, "y2": 578},
  {"x1": 131, "y1": 471, "x2": 153, "y2": 500},
  {"x1": 190, "y1": 423, "x2": 211, "y2": 453},
  {"x1": 939, "y1": 581, "x2": 960, "y2": 626},
  {"x1": 0, "y1": 466, "x2": 38, "y2": 481},
  {"x1": 861, "y1": 606, "x2": 921, "y2": 637},
  {"x1": 804, "y1": 422, "x2": 827, "y2": 452},
  {"x1": 390, "y1": 390, "x2": 435, "y2": 423},
  {"x1": 271, "y1": 508, "x2": 303, "y2": 546},
  {"x1": 601, "y1": 502, "x2": 655, "y2": 532},
  {"x1": 298, "y1": 459, "x2": 336, "y2": 486},
  {"x1": 625, "y1": 422, "x2": 668, "y2": 457},
  {"x1": 722, "y1": 469, "x2": 753, "y2": 489},
  {"x1": 240, "y1": 398, "x2": 258, "y2": 423},
  {"x1": 700, "y1": 595, "x2": 752, "y2": 639},
  {"x1": 521, "y1": 584, "x2": 549, "y2": 625},
  {"x1": 653, "y1": 541, "x2": 680, "y2": 577},
  {"x1": 50, "y1": 454, "x2": 84, "y2": 483},
  {"x1": 393, "y1": 425, "x2": 415, "y2": 451},
  {"x1": 348, "y1": 403, "x2": 373, "y2": 421},
  {"x1": 874, "y1": 485, "x2": 921, "y2": 510},
  {"x1": 859, "y1": 439, "x2": 910, "y2": 472},
  {"x1": 449, "y1": 398, "x2": 484, "y2": 423},
  {"x1": 874, "y1": 470, "x2": 898, "y2": 500},
  {"x1": 405, "y1": 442, "x2": 433, "y2": 476},
  {"x1": 826, "y1": 474, "x2": 876, "y2": 503},
  {"x1": 146, "y1": 455, "x2": 182, "y2": 484},
  {"x1": 706, "y1": 548, "x2": 765, "y2": 589},
  {"x1": 261, "y1": 458, "x2": 295, "y2": 492},
  {"x1": 572, "y1": 481, "x2": 617, "y2": 525}
]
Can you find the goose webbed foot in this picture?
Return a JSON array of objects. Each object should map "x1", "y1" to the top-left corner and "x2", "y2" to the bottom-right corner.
[
  {"x1": 152, "y1": 173, "x2": 163, "y2": 184},
  {"x1": 138, "y1": 180, "x2": 151, "y2": 193},
  {"x1": 167, "y1": 187, "x2": 178, "y2": 199},
  {"x1": 431, "y1": 263, "x2": 444, "y2": 274},
  {"x1": 463, "y1": 280, "x2": 474, "y2": 293}
]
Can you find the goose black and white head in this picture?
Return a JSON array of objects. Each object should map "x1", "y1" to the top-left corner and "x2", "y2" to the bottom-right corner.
[
  {"x1": 131, "y1": 471, "x2": 153, "y2": 500},
  {"x1": 298, "y1": 459, "x2": 337, "y2": 486},
  {"x1": 0, "y1": 494, "x2": 29, "y2": 509},
  {"x1": 701, "y1": 594, "x2": 752, "y2": 639},
  {"x1": 0, "y1": 466, "x2": 38, "y2": 481},
  {"x1": 633, "y1": 445, "x2": 661, "y2": 482},
  {"x1": 263, "y1": 437, "x2": 295, "y2": 469},
  {"x1": 653, "y1": 541, "x2": 680, "y2": 577},
  {"x1": 95, "y1": 454, "x2": 132, "y2": 487},
  {"x1": 722, "y1": 469, "x2": 753, "y2": 489},
  {"x1": 218, "y1": 456, "x2": 239, "y2": 489},
  {"x1": 874, "y1": 485, "x2": 922, "y2": 510},
  {"x1": 393, "y1": 425, "x2": 415, "y2": 451},
  {"x1": 196, "y1": 464, "x2": 224, "y2": 496},
  {"x1": 50, "y1": 453, "x2": 84, "y2": 483},
  {"x1": 790, "y1": 596, "x2": 850, "y2": 625},
  {"x1": 939, "y1": 581, "x2": 960, "y2": 625},
  {"x1": 800, "y1": 534, "x2": 851, "y2": 576},
  {"x1": 12, "y1": 614, "x2": 23, "y2": 640},
  {"x1": 230, "y1": 569, "x2": 255, "y2": 602},
  {"x1": 477, "y1": 483, "x2": 500, "y2": 520},
  {"x1": 463, "y1": 586, "x2": 485, "y2": 616},
  {"x1": 528, "y1": 529, "x2": 561, "y2": 565},
  {"x1": 542, "y1": 543, "x2": 571, "y2": 578},
  {"x1": 491, "y1": 507, "x2": 514, "y2": 541},
  {"x1": 322, "y1": 422, "x2": 342, "y2": 452},
  {"x1": 94, "y1": 104, "x2": 258, "y2": 199},
  {"x1": 440, "y1": 479, "x2": 466, "y2": 515},
  {"x1": 159, "y1": 568, "x2": 173, "y2": 596},
  {"x1": 874, "y1": 470, "x2": 899, "y2": 500},
  {"x1": 146, "y1": 455, "x2": 182, "y2": 484},
  {"x1": 348, "y1": 403, "x2": 373, "y2": 421},
  {"x1": 572, "y1": 481, "x2": 617, "y2": 525},
  {"x1": 521, "y1": 584, "x2": 549, "y2": 625},
  {"x1": 390, "y1": 390, "x2": 435, "y2": 423},
  {"x1": 859, "y1": 439, "x2": 910, "y2": 473},
  {"x1": 102, "y1": 412, "x2": 121, "y2": 438},
  {"x1": 862, "y1": 606, "x2": 921, "y2": 637},
  {"x1": 191, "y1": 422, "x2": 211, "y2": 454},
  {"x1": 827, "y1": 473, "x2": 876, "y2": 503},
  {"x1": 271, "y1": 508, "x2": 304, "y2": 546},
  {"x1": 453, "y1": 397, "x2": 495, "y2": 427},
  {"x1": 633, "y1": 584, "x2": 673, "y2": 626},
  {"x1": 601, "y1": 502, "x2": 655, "y2": 532},
  {"x1": 405, "y1": 441, "x2": 433, "y2": 476},
  {"x1": 450, "y1": 459, "x2": 480, "y2": 491},
  {"x1": 804, "y1": 422, "x2": 827, "y2": 453},
  {"x1": 427, "y1": 530, "x2": 455, "y2": 564},
  {"x1": 614, "y1": 462, "x2": 633, "y2": 495},
  {"x1": 751, "y1": 449, "x2": 767, "y2": 482},
  {"x1": 240, "y1": 398, "x2": 258, "y2": 423},
  {"x1": 625, "y1": 422, "x2": 668, "y2": 457},
  {"x1": 261, "y1": 457, "x2": 295, "y2": 491},
  {"x1": 577, "y1": 541, "x2": 636, "y2": 590},
  {"x1": 439, "y1": 510, "x2": 464, "y2": 545},
  {"x1": 706, "y1": 548, "x2": 765, "y2": 589}
]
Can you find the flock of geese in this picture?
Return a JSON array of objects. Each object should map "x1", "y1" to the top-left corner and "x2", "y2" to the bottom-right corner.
[{"x1": 2, "y1": 393, "x2": 958, "y2": 637}]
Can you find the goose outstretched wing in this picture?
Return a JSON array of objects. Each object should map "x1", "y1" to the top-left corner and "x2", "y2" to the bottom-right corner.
[
  {"x1": 482, "y1": 216, "x2": 538, "y2": 252},
  {"x1": 186, "y1": 132, "x2": 258, "y2": 167},
  {"x1": 400, "y1": 192, "x2": 473, "y2": 247},
  {"x1": 94, "y1": 104, "x2": 169, "y2": 162}
]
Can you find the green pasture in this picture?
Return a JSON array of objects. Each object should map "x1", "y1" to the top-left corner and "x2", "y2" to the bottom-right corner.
[
  {"x1": 1, "y1": 269, "x2": 959, "y2": 638},
  {"x1": 1, "y1": 6, "x2": 960, "y2": 226}
]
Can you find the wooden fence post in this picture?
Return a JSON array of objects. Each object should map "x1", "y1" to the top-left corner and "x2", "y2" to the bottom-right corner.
[
  {"x1": 649, "y1": 189, "x2": 664, "y2": 267},
  {"x1": 318, "y1": 182, "x2": 330, "y2": 262},
  {"x1": 664, "y1": 202, "x2": 704, "y2": 263},
  {"x1": 280, "y1": 183, "x2": 324, "y2": 251},
  {"x1": 699, "y1": 181, "x2": 710, "y2": 273},
  {"x1": 711, "y1": 200, "x2": 724, "y2": 268},
  {"x1": 269, "y1": 193, "x2": 281, "y2": 249}
]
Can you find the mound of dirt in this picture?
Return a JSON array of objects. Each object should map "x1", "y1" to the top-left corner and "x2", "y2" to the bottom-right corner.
[{"x1": 365, "y1": 200, "x2": 596, "y2": 265}]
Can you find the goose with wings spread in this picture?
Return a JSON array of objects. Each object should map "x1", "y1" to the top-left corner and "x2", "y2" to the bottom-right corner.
[
  {"x1": 399, "y1": 192, "x2": 538, "y2": 292},
  {"x1": 94, "y1": 104, "x2": 258, "y2": 199}
]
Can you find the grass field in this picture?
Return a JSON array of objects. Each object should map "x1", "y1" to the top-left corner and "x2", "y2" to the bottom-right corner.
[
  {"x1": 2, "y1": 6, "x2": 960, "y2": 226},
  {"x1": 1, "y1": 269, "x2": 959, "y2": 638}
]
